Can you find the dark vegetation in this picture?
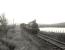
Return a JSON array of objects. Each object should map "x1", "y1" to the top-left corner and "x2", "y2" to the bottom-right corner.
[
  {"x1": 39, "y1": 22, "x2": 65, "y2": 28},
  {"x1": 0, "y1": 14, "x2": 8, "y2": 37},
  {"x1": 0, "y1": 14, "x2": 16, "y2": 50}
]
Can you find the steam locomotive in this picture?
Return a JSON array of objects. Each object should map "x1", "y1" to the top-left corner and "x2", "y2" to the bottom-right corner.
[{"x1": 20, "y1": 20, "x2": 40, "y2": 34}]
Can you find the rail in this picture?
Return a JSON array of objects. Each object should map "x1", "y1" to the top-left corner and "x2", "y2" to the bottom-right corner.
[{"x1": 37, "y1": 33, "x2": 65, "y2": 50}]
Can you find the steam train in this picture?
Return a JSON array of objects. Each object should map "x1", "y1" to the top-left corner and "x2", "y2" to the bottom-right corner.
[{"x1": 20, "y1": 22, "x2": 40, "y2": 34}]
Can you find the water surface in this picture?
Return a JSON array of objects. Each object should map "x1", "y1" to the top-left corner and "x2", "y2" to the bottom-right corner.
[{"x1": 39, "y1": 27, "x2": 65, "y2": 33}]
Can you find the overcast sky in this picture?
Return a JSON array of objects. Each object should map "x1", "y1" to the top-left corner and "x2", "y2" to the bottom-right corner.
[{"x1": 0, "y1": 0, "x2": 65, "y2": 24}]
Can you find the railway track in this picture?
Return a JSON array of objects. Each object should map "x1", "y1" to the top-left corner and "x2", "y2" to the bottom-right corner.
[{"x1": 37, "y1": 32, "x2": 65, "y2": 50}]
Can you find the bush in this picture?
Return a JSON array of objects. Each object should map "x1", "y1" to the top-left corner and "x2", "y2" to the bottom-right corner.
[{"x1": 0, "y1": 14, "x2": 8, "y2": 37}]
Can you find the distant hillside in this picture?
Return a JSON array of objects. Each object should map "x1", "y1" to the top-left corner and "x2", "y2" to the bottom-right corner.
[{"x1": 39, "y1": 22, "x2": 65, "y2": 28}]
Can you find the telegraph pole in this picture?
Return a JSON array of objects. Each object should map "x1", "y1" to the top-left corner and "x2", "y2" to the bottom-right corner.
[{"x1": 13, "y1": 19, "x2": 14, "y2": 25}]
